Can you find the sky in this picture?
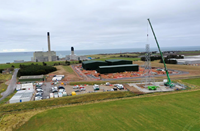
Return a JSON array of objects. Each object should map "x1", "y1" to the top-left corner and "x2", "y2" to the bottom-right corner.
[{"x1": 0, "y1": 0, "x2": 200, "y2": 52}]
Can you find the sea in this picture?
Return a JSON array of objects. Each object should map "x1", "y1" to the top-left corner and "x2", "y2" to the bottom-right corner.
[{"x1": 0, "y1": 46, "x2": 199, "y2": 64}]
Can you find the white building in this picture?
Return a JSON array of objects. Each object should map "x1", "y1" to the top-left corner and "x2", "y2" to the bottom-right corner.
[
  {"x1": 9, "y1": 89, "x2": 34, "y2": 103},
  {"x1": 65, "y1": 47, "x2": 89, "y2": 61}
]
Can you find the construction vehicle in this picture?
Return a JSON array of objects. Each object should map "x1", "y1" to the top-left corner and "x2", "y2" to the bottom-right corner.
[
  {"x1": 148, "y1": 86, "x2": 158, "y2": 90},
  {"x1": 147, "y1": 18, "x2": 175, "y2": 87}
]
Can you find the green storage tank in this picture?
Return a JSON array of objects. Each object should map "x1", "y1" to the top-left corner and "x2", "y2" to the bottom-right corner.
[
  {"x1": 82, "y1": 61, "x2": 107, "y2": 70},
  {"x1": 105, "y1": 59, "x2": 132, "y2": 65},
  {"x1": 98, "y1": 64, "x2": 139, "y2": 74}
]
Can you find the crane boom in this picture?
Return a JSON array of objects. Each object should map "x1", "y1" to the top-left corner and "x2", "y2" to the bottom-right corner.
[{"x1": 147, "y1": 18, "x2": 174, "y2": 87}]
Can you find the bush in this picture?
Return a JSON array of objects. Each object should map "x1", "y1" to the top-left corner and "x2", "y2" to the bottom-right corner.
[{"x1": 17, "y1": 64, "x2": 57, "y2": 77}]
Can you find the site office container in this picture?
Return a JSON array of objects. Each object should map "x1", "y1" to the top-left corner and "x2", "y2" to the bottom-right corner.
[
  {"x1": 82, "y1": 61, "x2": 107, "y2": 70},
  {"x1": 105, "y1": 59, "x2": 132, "y2": 65},
  {"x1": 98, "y1": 64, "x2": 139, "y2": 74}
]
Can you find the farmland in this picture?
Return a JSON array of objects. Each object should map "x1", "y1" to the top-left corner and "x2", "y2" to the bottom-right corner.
[{"x1": 16, "y1": 90, "x2": 200, "y2": 131}]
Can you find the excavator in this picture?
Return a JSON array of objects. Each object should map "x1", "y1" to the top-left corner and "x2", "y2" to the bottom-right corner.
[{"x1": 147, "y1": 19, "x2": 174, "y2": 88}]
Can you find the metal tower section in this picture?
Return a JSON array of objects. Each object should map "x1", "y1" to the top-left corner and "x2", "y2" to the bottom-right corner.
[{"x1": 141, "y1": 44, "x2": 155, "y2": 86}]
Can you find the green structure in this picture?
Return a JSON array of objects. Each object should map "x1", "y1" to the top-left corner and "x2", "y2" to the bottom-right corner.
[
  {"x1": 18, "y1": 75, "x2": 44, "y2": 83},
  {"x1": 98, "y1": 64, "x2": 139, "y2": 74},
  {"x1": 82, "y1": 61, "x2": 107, "y2": 70},
  {"x1": 148, "y1": 18, "x2": 174, "y2": 87},
  {"x1": 105, "y1": 59, "x2": 132, "y2": 65}
]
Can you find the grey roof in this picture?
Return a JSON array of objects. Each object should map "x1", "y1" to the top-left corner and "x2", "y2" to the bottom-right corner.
[
  {"x1": 99, "y1": 64, "x2": 138, "y2": 68},
  {"x1": 19, "y1": 75, "x2": 44, "y2": 80}
]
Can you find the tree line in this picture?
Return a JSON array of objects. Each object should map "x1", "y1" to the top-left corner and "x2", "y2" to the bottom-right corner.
[{"x1": 17, "y1": 64, "x2": 57, "y2": 77}]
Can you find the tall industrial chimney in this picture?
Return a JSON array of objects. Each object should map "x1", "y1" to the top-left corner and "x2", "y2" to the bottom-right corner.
[
  {"x1": 71, "y1": 47, "x2": 74, "y2": 55},
  {"x1": 47, "y1": 32, "x2": 52, "y2": 61}
]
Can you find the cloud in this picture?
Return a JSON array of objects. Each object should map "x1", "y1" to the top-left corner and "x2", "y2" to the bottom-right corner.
[{"x1": 0, "y1": 0, "x2": 200, "y2": 51}]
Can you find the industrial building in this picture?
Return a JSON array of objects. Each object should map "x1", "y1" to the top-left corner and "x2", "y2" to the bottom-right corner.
[
  {"x1": 98, "y1": 64, "x2": 139, "y2": 74},
  {"x1": 32, "y1": 32, "x2": 58, "y2": 62},
  {"x1": 9, "y1": 90, "x2": 34, "y2": 103},
  {"x1": 32, "y1": 51, "x2": 58, "y2": 62},
  {"x1": 172, "y1": 55, "x2": 200, "y2": 65},
  {"x1": 65, "y1": 47, "x2": 89, "y2": 61},
  {"x1": 82, "y1": 60, "x2": 107, "y2": 70},
  {"x1": 18, "y1": 75, "x2": 44, "y2": 83}
]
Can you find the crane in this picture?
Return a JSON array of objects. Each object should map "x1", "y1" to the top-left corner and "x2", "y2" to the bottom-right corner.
[{"x1": 147, "y1": 18, "x2": 174, "y2": 88}]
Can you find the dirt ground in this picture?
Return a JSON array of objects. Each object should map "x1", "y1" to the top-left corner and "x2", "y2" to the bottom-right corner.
[{"x1": 46, "y1": 66, "x2": 83, "y2": 82}]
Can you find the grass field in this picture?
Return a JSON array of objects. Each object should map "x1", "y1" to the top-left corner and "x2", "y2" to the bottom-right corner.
[
  {"x1": 181, "y1": 78, "x2": 200, "y2": 85},
  {"x1": 16, "y1": 90, "x2": 200, "y2": 131},
  {"x1": 63, "y1": 65, "x2": 76, "y2": 74},
  {"x1": 0, "y1": 83, "x2": 8, "y2": 97}
]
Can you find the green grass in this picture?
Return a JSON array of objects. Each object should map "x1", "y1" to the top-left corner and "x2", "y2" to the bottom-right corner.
[
  {"x1": 0, "y1": 91, "x2": 134, "y2": 113},
  {"x1": 0, "y1": 74, "x2": 12, "y2": 81},
  {"x1": 181, "y1": 78, "x2": 200, "y2": 88},
  {"x1": 0, "y1": 83, "x2": 8, "y2": 96},
  {"x1": 16, "y1": 90, "x2": 200, "y2": 131},
  {"x1": 62, "y1": 65, "x2": 75, "y2": 74}
]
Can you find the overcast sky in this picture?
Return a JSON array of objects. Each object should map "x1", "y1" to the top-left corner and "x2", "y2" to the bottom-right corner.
[{"x1": 0, "y1": 0, "x2": 200, "y2": 52}]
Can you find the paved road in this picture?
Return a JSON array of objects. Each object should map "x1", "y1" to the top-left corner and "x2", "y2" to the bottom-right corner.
[{"x1": 0, "y1": 68, "x2": 19, "y2": 101}]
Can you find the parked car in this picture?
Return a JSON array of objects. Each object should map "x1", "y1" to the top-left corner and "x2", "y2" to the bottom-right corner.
[
  {"x1": 58, "y1": 86, "x2": 65, "y2": 89},
  {"x1": 117, "y1": 84, "x2": 124, "y2": 90},
  {"x1": 59, "y1": 89, "x2": 65, "y2": 93},
  {"x1": 105, "y1": 82, "x2": 111, "y2": 86},
  {"x1": 35, "y1": 96, "x2": 42, "y2": 101},
  {"x1": 37, "y1": 91, "x2": 43, "y2": 95},
  {"x1": 114, "y1": 84, "x2": 119, "y2": 87},
  {"x1": 36, "y1": 89, "x2": 43, "y2": 92},
  {"x1": 35, "y1": 92, "x2": 42, "y2": 97},
  {"x1": 52, "y1": 90, "x2": 58, "y2": 93},
  {"x1": 79, "y1": 86, "x2": 85, "y2": 89},
  {"x1": 113, "y1": 87, "x2": 117, "y2": 91},
  {"x1": 54, "y1": 93, "x2": 58, "y2": 98},
  {"x1": 75, "y1": 90, "x2": 80, "y2": 92},
  {"x1": 73, "y1": 85, "x2": 79, "y2": 89},
  {"x1": 46, "y1": 96, "x2": 50, "y2": 99},
  {"x1": 81, "y1": 88, "x2": 86, "y2": 91},
  {"x1": 93, "y1": 84, "x2": 100, "y2": 90}
]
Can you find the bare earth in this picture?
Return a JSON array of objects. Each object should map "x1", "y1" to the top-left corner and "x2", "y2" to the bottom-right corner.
[{"x1": 46, "y1": 66, "x2": 83, "y2": 82}]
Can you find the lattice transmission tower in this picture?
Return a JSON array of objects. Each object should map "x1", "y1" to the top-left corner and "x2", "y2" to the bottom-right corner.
[{"x1": 141, "y1": 44, "x2": 155, "y2": 87}]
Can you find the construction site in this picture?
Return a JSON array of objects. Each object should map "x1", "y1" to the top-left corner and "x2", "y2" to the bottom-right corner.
[{"x1": 70, "y1": 19, "x2": 188, "y2": 93}]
